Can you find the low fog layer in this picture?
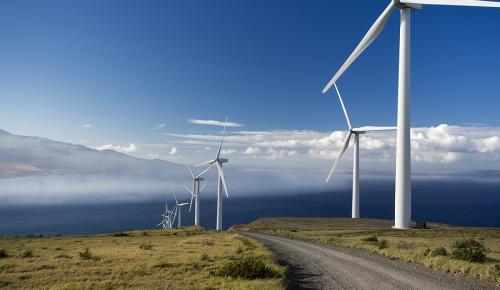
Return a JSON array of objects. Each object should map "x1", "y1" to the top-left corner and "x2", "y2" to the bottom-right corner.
[{"x1": 0, "y1": 128, "x2": 499, "y2": 205}]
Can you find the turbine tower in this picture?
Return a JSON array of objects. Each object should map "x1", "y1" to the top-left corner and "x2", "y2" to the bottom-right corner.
[
  {"x1": 325, "y1": 83, "x2": 395, "y2": 218},
  {"x1": 173, "y1": 193, "x2": 189, "y2": 228},
  {"x1": 322, "y1": 0, "x2": 500, "y2": 229},
  {"x1": 186, "y1": 166, "x2": 210, "y2": 226},
  {"x1": 196, "y1": 119, "x2": 229, "y2": 231}
]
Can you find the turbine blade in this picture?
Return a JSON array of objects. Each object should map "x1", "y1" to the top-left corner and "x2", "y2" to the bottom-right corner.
[
  {"x1": 195, "y1": 160, "x2": 215, "y2": 168},
  {"x1": 401, "y1": 0, "x2": 500, "y2": 8},
  {"x1": 325, "y1": 132, "x2": 353, "y2": 183},
  {"x1": 322, "y1": 1, "x2": 396, "y2": 93},
  {"x1": 173, "y1": 192, "x2": 178, "y2": 206},
  {"x1": 184, "y1": 185, "x2": 193, "y2": 195},
  {"x1": 333, "y1": 83, "x2": 353, "y2": 129},
  {"x1": 352, "y1": 126, "x2": 397, "y2": 132},
  {"x1": 200, "y1": 182, "x2": 207, "y2": 192},
  {"x1": 195, "y1": 166, "x2": 211, "y2": 179},
  {"x1": 189, "y1": 191, "x2": 194, "y2": 212},
  {"x1": 215, "y1": 118, "x2": 227, "y2": 159},
  {"x1": 216, "y1": 162, "x2": 229, "y2": 198},
  {"x1": 187, "y1": 165, "x2": 195, "y2": 178}
]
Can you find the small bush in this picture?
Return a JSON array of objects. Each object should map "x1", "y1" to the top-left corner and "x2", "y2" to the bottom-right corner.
[
  {"x1": 20, "y1": 249, "x2": 33, "y2": 258},
  {"x1": 488, "y1": 264, "x2": 500, "y2": 279},
  {"x1": 79, "y1": 248, "x2": 94, "y2": 260},
  {"x1": 377, "y1": 239, "x2": 389, "y2": 250},
  {"x1": 111, "y1": 232, "x2": 128, "y2": 237},
  {"x1": 362, "y1": 235, "x2": 378, "y2": 242},
  {"x1": 450, "y1": 239, "x2": 487, "y2": 263},
  {"x1": 235, "y1": 246, "x2": 244, "y2": 254},
  {"x1": 139, "y1": 243, "x2": 153, "y2": 250},
  {"x1": 200, "y1": 253, "x2": 209, "y2": 261},
  {"x1": 0, "y1": 249, "x2": 9, "y2": 259},
  {"x1": 216, "y1": 255, "x2": 279, "y2": 279},
  {"x1": 430, "y1": 247, "x2": 448, "y2": 257}
]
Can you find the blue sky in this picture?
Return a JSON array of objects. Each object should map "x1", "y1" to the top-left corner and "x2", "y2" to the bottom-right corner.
[{"x1": 0, "y1": 0, "x2": 499, "y2": 171}]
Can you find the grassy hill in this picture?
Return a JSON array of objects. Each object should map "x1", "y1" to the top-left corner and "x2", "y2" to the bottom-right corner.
[
  {"x1": 0, "y1": 228, "x2": 285, "y2": 289},
  {"x1": 232, "y1": 217, "x2": 500, "y2": 286}
]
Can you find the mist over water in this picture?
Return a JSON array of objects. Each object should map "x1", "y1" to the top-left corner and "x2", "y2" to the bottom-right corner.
[{"x1": 0, "y1": 179, "x2": 499, "y2": 236}]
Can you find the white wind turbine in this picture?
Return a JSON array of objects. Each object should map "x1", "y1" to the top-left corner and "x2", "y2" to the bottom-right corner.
[
  {"x1": 325, "y1": 83, "x2": 396, "y2": 219},
  {"x1": 185, "y1": 166, "x2": 210, "y2": 226},
  {"x1": 157, "y1": 201, "x2": 176, "y2": 229},
  {"x1": 173, "y1": 193, "x2": 189, "y2": 228},
  {"x1": 196, "y1": 120, "x2": 229, "y2": 231},
  {"x1": 322, "y1": 0, "x2": 500, "y2": 229}
]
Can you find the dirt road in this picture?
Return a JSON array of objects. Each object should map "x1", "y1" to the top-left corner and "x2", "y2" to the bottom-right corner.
[{"x1": 245, "y1": 232, "x2": 499, "y2": 290}]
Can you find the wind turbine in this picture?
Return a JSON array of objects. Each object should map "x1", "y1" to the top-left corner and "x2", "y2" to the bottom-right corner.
[
  {"x1": 322, "y1": 0, "x2": 500, "y2": 229},
  {"x1": 185, "y1": 166, "x2": 210, "y2": 226},
  {"x1": 157, "y1": 201, "x2": 176, "y2": 229},
  {"x1": 196, "y1": 120, "x2": 229, "y2": 231},
  {"x1": 325, "y1": 83, "x2": 396, "y2": 219},
  {"x1": 173, "y1": 193, "x2": 189, "y2": 228}
]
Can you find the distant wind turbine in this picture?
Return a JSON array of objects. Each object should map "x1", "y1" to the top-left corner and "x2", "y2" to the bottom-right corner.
[
  {"x1": 186, "y1": 166, "x2": 210, "y2": 226},
  {"x1": 196, "y1": 119, "x2": 229, "y2": 231},
  {"x1": 325, "y1": 83, "x2": 395, "y2": 219},
  {"x1": 173, "y1": 193, "x2": 189, "y2": 228},
  {"x1": 322, "y1": 0, "x2": 500, "y2": 229}
]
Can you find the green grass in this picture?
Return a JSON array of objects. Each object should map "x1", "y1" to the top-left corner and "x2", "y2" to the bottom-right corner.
[
  {"x1": 232, "y1": 217, "x2": 500, "y2": 286},
  {"x1": 0, "y1": 227, "x2": 285, "y2": 289}
]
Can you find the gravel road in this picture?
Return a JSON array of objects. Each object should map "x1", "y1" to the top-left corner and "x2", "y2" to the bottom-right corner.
[{"x1": 245, "y1": 232, "x2": 499, "y2": 290}]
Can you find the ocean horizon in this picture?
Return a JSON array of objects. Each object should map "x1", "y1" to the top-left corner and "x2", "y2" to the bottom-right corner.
[{"x1": 1, "y1": 179, "x2": 499, "y2": 236}]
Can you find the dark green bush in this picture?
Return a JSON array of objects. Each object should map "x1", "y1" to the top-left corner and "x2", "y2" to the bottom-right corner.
[
  {"x1": 362, "y1": 235, "x2": 378, "y2": 242},
  {"x1": 430, "y1": 247, "x2": 448, "y2": 257},
  {"x1": 489, "y1": 264, "x2": 500, "y2": 279},
  {"x1": 111, "y1": 232, "x2": 128, "y2": 237},
  {"x1": 20, "y1": 249, "x2": 33, "y2": 258},
  {"x1": 79, "y1": 248, "x2": 94, "y2": 260},
  {"x1": 139, "y1": 243, "x2": 153, "y2": 250},
  {"x1": 216, "y1": 255, "x2": 279, "y2": 279},
  {"x1": 450, "y1": 239, "x2": 487, "y2": 263},
  {"x1": 377, "y1": 239, "x2": 389, "y2": 249},
  {"x1": 0, "y1": 249, "x2": 9, "y2": 259}
]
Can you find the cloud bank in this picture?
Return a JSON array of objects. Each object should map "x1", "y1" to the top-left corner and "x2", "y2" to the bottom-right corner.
[{"x1": 188, "y1": 118, "x2": 244, "y2": 127}]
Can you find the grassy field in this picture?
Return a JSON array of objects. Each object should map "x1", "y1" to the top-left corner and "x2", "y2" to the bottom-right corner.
[
  {"x1": 232, "y1": 217, "x2": 500, "y2": 286},
  {"x1": 0, "y1": 227, "x2": 285, "y2": 290}
]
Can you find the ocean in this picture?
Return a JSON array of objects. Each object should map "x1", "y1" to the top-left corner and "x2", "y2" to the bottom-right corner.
[{"x1": 1, "y1": 179, "x2": 499, "y2": 236}]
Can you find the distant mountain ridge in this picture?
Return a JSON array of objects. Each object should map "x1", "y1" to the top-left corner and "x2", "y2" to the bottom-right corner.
[{"x1": 0, "y1": 129, "x2": 183, "y2": 178}]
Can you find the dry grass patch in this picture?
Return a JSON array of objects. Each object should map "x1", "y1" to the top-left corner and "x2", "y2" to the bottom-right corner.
[{"x1": 0, "y1": 227, "x2": 285, "y2": 289}]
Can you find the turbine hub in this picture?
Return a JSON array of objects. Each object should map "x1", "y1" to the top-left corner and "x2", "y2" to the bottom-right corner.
[
  {"x1": 395, "y1": 1, "x2": 422, "y2": 10},
  {"x1": 218, "y1": 158, "x2": 228, "y2": 164}
]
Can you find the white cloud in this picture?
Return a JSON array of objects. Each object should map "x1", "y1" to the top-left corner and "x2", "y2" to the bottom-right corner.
[
  {"x1": 221, "y1": 149, "x2": 236, "y2": 155},
  {"x1": 95, "y1": 143, "x2": 137, "y2": 153},
  {"x1": 169, "y1": 147, "x2": 177, "y2": 155},
  {"x1": 83, "y1": 124, "x2": 92, "y2": 128},
  {"x1": 188, "y1": 118, "x2": 244, "y2": 127},
  {"x1": 157, "y1": 124, "x2": 500, "y2": 172},
  {"x1": 244, "y1": 146, "x2": 261, "y2": 155},
  {"x1": 153, "y1": 123, "x2": 166, "y2": 129}
]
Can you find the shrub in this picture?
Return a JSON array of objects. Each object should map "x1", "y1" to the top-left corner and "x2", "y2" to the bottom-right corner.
[
  {"x1": 139, "y1": 243, "x2": 153, "y2": 250},
  {"x1": 362, "y1": 235, "x2": 378, "y2": 242},
  {"x1": 0, "y1": 249, "x2": 9, "y2": 259},
  {"x1": 200, "y1": 253, "x2": 209, "y2": 261},
  {"x1": 20, "y1": 249, "x2": 33, "y2": 258},
  {"x1": 430, "y1": 247, "x2": 448, "y2": 257},
  {"x1": 216, "y1": 255, "x2": 279, "y2": 279},
  {"x1": 111, "y1": 232, "x2": 128, "y2": 237},
  {"x1": 79, "y1": 248, "x2": 94, "y2": 260},
  {"x1": 377, "y1": 239, "x2": 389, "y2": 250},
  {"x1": 450, "y1": 239, "x2": 487, "y2": 263},
  {"x1": 488, "y1": 264, "x2": 500, "y2": 279}
]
